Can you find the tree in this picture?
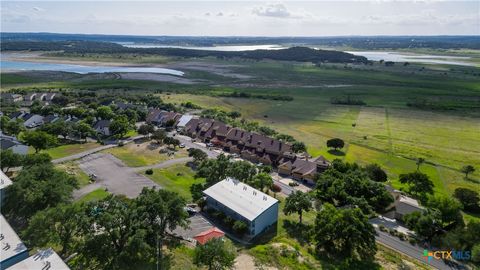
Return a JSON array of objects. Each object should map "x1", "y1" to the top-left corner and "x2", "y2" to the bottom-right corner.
[
  {"x1": 96, "y1": 105, "x2": 114, "y2": 120},
  {"x1": 399, "y1": 171, "x2": 434, "y2": 197},
  {"x1": 252, "y1": 172, "x2": 273, "y2": 192},
  {"x1": 138, "y1": 124, "x2": 155, "y2": 138},
  {"x1": 416, "y1": 157, "x2": 425, "y2": 171},
  {"x1": 165, "y1": 119, "x2": 176, "y2": 130},
  {"x1": 110, "y1": 115, "x2": 131, "y2": 139},
  {"x1": 314, "y1": 203, "x2": 376, "y2": 260},
  {"x1": 81, "y1": 195, "x2": 149, "y2": 269},
  {"x1": 40, "y1": 120, "x2": 72, "y2": 139},
  {"x1": 227, "y1": 111, "x2": 241, "y2": 119},
  {"x1": 454, "y1": 188, "x2": 480, "y2": 213},
  {"x1": 73, "y1": 122, "x2": 94, "y2": 142},
  {"x1": 364, "y1": 164, "x2": 387, "y2": 182},
  {"x1": 226, "y1": 160, "x2": 256, "y2": 183},
  {"x1": 403, "y1": 210, "x2": 440, "y2": 241},
  {"x1": 0, "y1": 149, "x2": 23, "y2": 173},
  {"x1": 3, "y1": 118, "x2": 26, "y2": 136},
  {"x1": 151, "y1": 129, "x2": 166, "y2": 144},
  {"x1": 196, "y1": 154, "x2": 231, "y2": 187},
  {"x1": 284, "y1": 191, "x2": 312, "y2": 224},
  {"x1": 135, "y1": 188, "x2": 189, "y2": 269},
  {"x1": 427, "y1": 194, "x2": 463, "y2": 227},
  {"x1": 188, "y1": 148, "x2": 208, "y2": 166},
  {"x1": 460, "y1": 165, "x2": 475, "y2": 179},
  {"x1": 193, "y1": 238, "x2": 236, "y2": 270},
  {"x1": 22, "y1": 153, "x2": 52, "y2": 168},
  {"x1": 4, "y1": 163, "x2": 78, "y2": 220},
  {"x1": 326, "y1": 138, "x2": 344, "y2": 150},
  {"x1": 232, "y1": 221, "x2": 248, "y2": 235},
  {"x1": 291, "y1": 141, "x2": 307, "y2": 153},
  {"x1": 163, "y1": 137, "x2": 180, "y2": 149},
  {"x1": 21, "y1": 130, "x2": 57, "y2": 153},
  {"x1": 190, "y1": 183, "x2": 205, "y2": 202},
  {"x1": 22, "y1": 203, "x2": 85, "y2": 257}
]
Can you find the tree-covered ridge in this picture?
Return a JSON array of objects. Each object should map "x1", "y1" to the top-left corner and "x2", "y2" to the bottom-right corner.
[{"x1": 1, "y1": 40, "x2": 368, "y2": 63}]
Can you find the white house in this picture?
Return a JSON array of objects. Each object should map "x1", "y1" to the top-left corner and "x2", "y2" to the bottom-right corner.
[
  {"x1": 203, "y1": 178, "x2": 279, "y2": 238},
  {"x1": 8, "y1": 248, "x2": 70, "y2": 270},
  {"x1": 0, "y1": 215, "x2": 29, "y2": 269}
]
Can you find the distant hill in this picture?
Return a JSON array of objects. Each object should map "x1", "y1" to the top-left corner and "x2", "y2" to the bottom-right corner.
[
  {"x1": 1, "y1": 32, "x2": 479, "y2": 49},
  {"x1": 0, "y1": 41, "x2": 368, "y2": 64}
]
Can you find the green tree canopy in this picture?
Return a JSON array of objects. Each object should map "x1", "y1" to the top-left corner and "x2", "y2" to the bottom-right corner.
[
  {"x1": 314, "y1": 203, "x2": 376, "y2": 260},
  {"x1": 326, "y1": 138, "x2": 344, "y2": 150},
  {"x1": 110, "y1": 115, "x2": 131, "y2": 139},
  {"x1": 291, "y1": 141, "x2": 307, "y2": 153},
  {"x1": 399, "y1": 171, "x2": 434, "y2": 198},
  {"x1": 193, "y1": 238, "x2": 236, "y2": 270},
  {"x1": 188, "y1": 148, "x2": 208, "y2": 166},
  {"x1": 454, "y1": 188, "x2": 480, "y2": 213},
  {"x1": 96, "y1": 105, "x2": 115, "y2": 120},
  {"x1": 252, "y1": 172, "x2": 273, "y2": 192},
  {"x1": 21, "y1": 130, "x2": 57, "y2": 153},
  {"x1": 460, "y1": 165, "x2": 475, "y2": 178},
  {"x1": 364, "y1": 163, "x2": 387, "y2": 182},
  {"x1": 284, "y1": 191, "x2": 312, "y2": 224},
  {"x1": 0, "y1": 149, "x2": 23, "y2": 173},
  {"x1": 4, "y1": 163, "x2": 78, "y2": 220},
  {"x1": 151, "y1": 129, "x2": 166, "y2": 144}
]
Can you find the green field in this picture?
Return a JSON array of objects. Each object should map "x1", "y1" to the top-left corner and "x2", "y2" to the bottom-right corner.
[
  {"x1": 103, "y1": 141, "x2": 188, "y2": 167},
  {"x1": 142, "y1": 164, "x2": 205, "y2": 201},
  {"x1": 76, "y1": 188, "x2": 110, "y2": 203},
  {"x1": 33, "y1": 142, "x2": 101, "y2": 159}
]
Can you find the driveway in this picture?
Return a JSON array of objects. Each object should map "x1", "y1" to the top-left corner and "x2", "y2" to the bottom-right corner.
[
  {"x1": 74, "y1": 153, "x2": 159, "y2": 199},
  {"x1": 172, "y1": 134, "x2": 219, "y2": 158}
]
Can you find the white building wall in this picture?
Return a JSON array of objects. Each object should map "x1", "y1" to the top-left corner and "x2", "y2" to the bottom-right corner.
[{"x1": 252, "y1": 202, "x2": 279, "y2": 236}]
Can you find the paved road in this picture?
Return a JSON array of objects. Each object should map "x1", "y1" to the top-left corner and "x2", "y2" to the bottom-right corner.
[
  {"x1": 375, "y1": 229, "x2": 464, "y2": 270},
  {"x1": 74, "y1": 153, "x2": 159, "y2": 199},
  {"x1": 130, "y1": 157, "x2": 193, "y2": 172},
  {"x1": 171, "y1": 134, "x2": 219, "y2": 158}
]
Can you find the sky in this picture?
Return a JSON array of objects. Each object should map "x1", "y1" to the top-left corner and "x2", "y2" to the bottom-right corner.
[{"x1": 1, "y1": 1, "x2": 479, "y2": 36}]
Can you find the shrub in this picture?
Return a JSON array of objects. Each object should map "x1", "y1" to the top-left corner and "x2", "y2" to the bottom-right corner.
[
  {"x1": 389, "y1": 229, "x2": 397, "y2": 236},
  {"x1": 378, "y1": 225, "x2": 387, "y2": 232},
  {"x1": 398, "y1": 233, "x2": 407, "y2": 241},
  {"x1": 145, "y1": 169, "x2": 153, "y2": 175},
  {"x1": 224, "y1": 216, "x2": 234, "y2": 227},
  {"x1": 408, "y1": 238, "x2": 416, "y2": 245},
  {"x1": 233, "y1": 220, "x2": 248, "y2": 235},
  {"x1": 288, "y1": 182, "x2": 299, "y2": 187},
  {"x1": 271, "y1": 184, "x2": 282, "y2": 193}
]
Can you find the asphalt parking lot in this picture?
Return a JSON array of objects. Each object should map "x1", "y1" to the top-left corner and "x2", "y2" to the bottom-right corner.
[
  {"x1": 74, "y1": 153, "x2": 159, "y2": 199},
  {"x1": 172, "y1": 213, "x2": 214, "y2": 240}
]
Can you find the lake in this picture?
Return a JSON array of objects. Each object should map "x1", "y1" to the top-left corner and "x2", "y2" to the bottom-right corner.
[
  {"x1": 117, "y1": 43, "x2": 286, "y2": 51},
  {"x1": 0, "y1": 60, "x2": 185, "y2": 76},
  {"x1": 345, "y1": 51, "x2": 475, "y2": 67}
]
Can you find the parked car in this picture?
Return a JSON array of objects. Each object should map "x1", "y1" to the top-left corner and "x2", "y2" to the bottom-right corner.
[
  {"x1": 184, "y1": 206, "x2": 197, "y2": 216},
  {"x1": 179, "y1": 143, "x2": 186, "y2": 148}
]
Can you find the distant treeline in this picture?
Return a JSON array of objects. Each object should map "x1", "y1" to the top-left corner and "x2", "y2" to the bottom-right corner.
[
  {"x1": 0, "y1": 41, "x2": 367, "y2": 64},
  {"x1": 331, "y1": 96, "x2": 366, "y2": 105},
  {"x1": 1, "y1": 33, "x2": 479, "y2": 49},
  {"x1": 216, "y1": 91, "x2": 294, "y2": 101}
]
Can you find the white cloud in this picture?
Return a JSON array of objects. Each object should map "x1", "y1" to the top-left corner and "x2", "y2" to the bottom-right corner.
[{"x1": 252, "y1": 3, "x2": 292, "y2": 18}]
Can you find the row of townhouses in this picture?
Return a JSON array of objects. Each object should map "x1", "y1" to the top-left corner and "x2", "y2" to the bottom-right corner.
[{"x1": 146, "y1": 109, "x2": 330, "y2": 184}]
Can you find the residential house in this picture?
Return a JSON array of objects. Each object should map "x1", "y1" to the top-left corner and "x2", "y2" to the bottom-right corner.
[
  {"x1": 203, "y1": 178, "x2": 279, "y2": 238},
  {"x1": 8, "y1": 111, "x2": 26, "y2": 120},
  {"x1": 43, "y1": 92, "x2": 58, "y2": 102},
  {"x1": 22, "y1": 113, "x2": 44, "y2": 128},
  {"x1": 176, "y1": 115, "x2": 194, "y2": 131},
  {"x1": 184, "y1": 118, "x2": 215, "y2": 139},
  {"x1": 385, "y1": 186, "x2": 424, "y2": 220},
  {"x1": 8, "y1": 248, "x2": 70, "y2": 270},
  {"x1": 36, "y1": 93, "x2": 47, "y2": 101},
  {"x1": 1, "y1": 93, "x2": 23, "y2": 103},
  {"x1": 278, "y1": 154, "x2": 330, "y2": 184},
  {"x1": 43, "y1": 114, "x2": 60, "y2": 124},
  {"x1": 93, "y1": 120, "x2": 111, "y2": 136},
  {"x1": 23, "y1": 93, "x2": 37, "y2": 102},
  {"x1": 0, "y1": 215, "x2": 29, "y2": 269},
  {"x1": 0, "y1": 137, "x2": 29, "y2": 155}
]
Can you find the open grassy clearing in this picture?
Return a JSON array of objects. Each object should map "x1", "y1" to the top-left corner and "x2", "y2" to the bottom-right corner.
[
  {"x1": 141, "y1": 164, "x2": 205, "y2": 201},
  {"x1": 76, "y1": 188, "x2": 110, "y2": 203},
  {"x1": 102, "y1": 141, "x2": 188, "y2": 167},
  {"x1": 55, "y1": 161, "x2": 91, "y2": 187},
  {"x1": 32, "y1": 142, "x2": 101, "y2": 159}
]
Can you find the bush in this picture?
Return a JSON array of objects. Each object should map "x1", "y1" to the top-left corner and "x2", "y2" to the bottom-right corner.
[
  {"x1": 271, "y1": 184, "x2": 282, "y2": 193},
  {"x1": 223, "y1": 216, "x2": 234, "y2": 227},
  {"x1": 398, "y1": 233, "x2": 407, "y2": 241},
  {"x1": 145, "y1": 169, "x2": 153, "y2": 175},
  {"x1": 408, "y1": 238, "x2": 416, "y2": 245},
  {"x1": 378, "y1": 225, "x2": 387, "y2": 232},
  {"x1": 233, "y1": 220, "x2": 248, "y2": 235},
  {"x1": 389, "y1": 229, "x2": 397, "y2": 236},
  {"x1": 288, "y1": 182, "x2": 299, "y2": 187}
]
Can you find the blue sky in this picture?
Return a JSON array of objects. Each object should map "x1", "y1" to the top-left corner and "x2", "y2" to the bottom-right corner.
[{"x1": 1, "y1": 1, "x2": 478, "y2": 36}]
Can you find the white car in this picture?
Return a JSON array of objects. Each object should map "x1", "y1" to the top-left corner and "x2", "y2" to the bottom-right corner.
[{"x1": 179, "y1": 143, "x2": 186, "y2": 148}]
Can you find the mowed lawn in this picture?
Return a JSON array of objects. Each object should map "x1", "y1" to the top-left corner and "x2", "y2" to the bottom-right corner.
[
  {"x1": 32, "y1": 142, "x2": 101, "y2": 159},
  {"x1": 76, "y1": 188, "x2": 110, "y2": 203},
  {"x1": 142, "y1": 164, "x2": 205, "y2": 201},
  {"x1": 103, "y1": 141, "x2": 188, "y2": 167}
]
